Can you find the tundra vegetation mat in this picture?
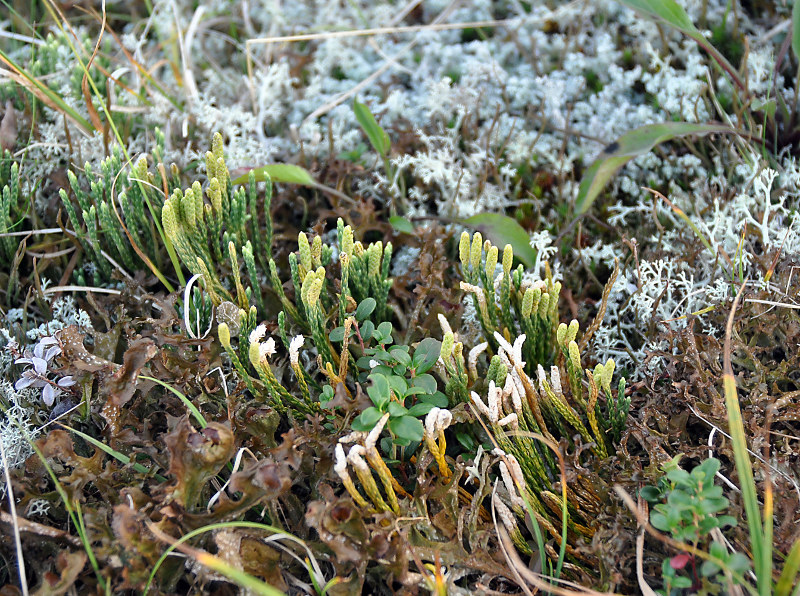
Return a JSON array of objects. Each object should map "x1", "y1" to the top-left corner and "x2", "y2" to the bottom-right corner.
[{"x1": 0, "y1": 0, "x2": 799, "y2": 594}]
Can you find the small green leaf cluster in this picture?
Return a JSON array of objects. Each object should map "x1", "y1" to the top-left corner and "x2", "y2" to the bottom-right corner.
[
  {"x1": 327, "y1": 308, "x2": 445, "y2": 447},
  {"x1": 642, "y1": 456, "x2": 749, "y2": 593},
  {"x1": 643, "y1": 457, "x2": 737, "y2": 543}
]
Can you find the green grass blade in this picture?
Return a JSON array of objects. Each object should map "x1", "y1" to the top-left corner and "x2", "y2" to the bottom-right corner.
[
  {"x1": 354, "y1": 99, "x2": 390, "y2": 157},
  {"x1": 462, "y1": 213, "x2": 537, "y2": 268},
  {"x1": 62, "y1": 424, "x2": 167, "y2": 482},
  {"x1": 792, "y1": 0, "x2": 800, "y2": 64},
  {"x1": 233, "y1": 164, "x2": 315, "y2": 186},
  {"x1": 0, "y1": 48, "x2": 94, "y2": 134},
  {"x1": 139, "y1": 375, "x2": 207, "y2": 428},
  {"x1": 723, "y1": 284, "x2": 767, "y2": 595},
  {"x1": 145, "y1": 521, "x2": 302, "y2": 594},
  {"x1": 616, "y1": 0, "x2": 745, "y2": 91},
  {"x1": 24, "y1": 437, "x2": 108, "y2": 590},
  {"x1": 184, "y1": 549, "x2": 286, "y2": 595},
  {"x1": 776, "y1": 539, "x2": 800, "y2": 596}
]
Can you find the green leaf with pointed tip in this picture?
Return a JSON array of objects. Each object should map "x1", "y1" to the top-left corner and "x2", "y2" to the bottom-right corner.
[
  {"x1": 616, "y1": 0, "x2": 743, "y2": 94},
  {"x1": 412, "y1": 338, "x2": 441, "y2": 374},
  {"x1": 354, "y1": 99, "x2": 390, "y2": 157},
  {"x1": 232, "y1": 164, "x2": 314, "y2": 187},
  {"x1": 793, "y1": 0, "x2": 800, "y2": 64},
  {"x1": 575, "y1": 122, "x2": 735, "y2": 215},
  {"x1": 406, "y1": 402, "x2": 435, "y2": 417},
  {"x1": 387, "y1": 401, "x2": 408, "y2": 417},
  {"x1": 352, "y1": 407, "x2": 384, "y2": 431},
  {"x1": 462, "y1": 213, "x2": 537, "y2": 268},
  {"x1": 616, "y1": 0, "x2": 696, "y2": 33},
  {"x1": 367, "y1": 373, "x2": 390, "y2": 408},
  {"x1": 389, "y1": 215, "x2": 414, "y2": 234}
]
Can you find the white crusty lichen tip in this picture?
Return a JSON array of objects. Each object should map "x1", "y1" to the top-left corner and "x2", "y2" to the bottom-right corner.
[
  {"x1": 338, "y1": 430, "x2": 366, "y2": 445},
  {"x1": 249, "y1": 323, "x2": 267, "y2": 345},
  {"x1": 511, "y1": 383, "x2": 523, "y2": 414},
  {"x1": 499, "y1": 462, "x2": 526, "y2": 509},
  {"x1": 258, "y1": 337, "x2": 276, "y2": 362},
  {"x1": 498, "y1": 413, "x2": 518, "y2": 429},
  {"x1": 437, "y1": 408, "x2": 453, "y2": 430},
  {"x1": 468, "y1": 342, "x2": 488, "y2": 378},
  {"x1": 537, "y1": 364, "x2": 547, "y2": 393},
  {"x1": 492, "y1": 488, "x2": 518, "y2": 531},
  {"x1": 493, "y1": 331, "x2": 526, "y2": 366},
  {"x1": 550, "y1": 365, "x2": 563, "y2": 397},
  {"x1": 347, "y1": 444, "x2": 369, "y2": 471},
  {"x1": 289, "y1": 335, "x2": 304, "y2": 366},
  {"x1": 425, "y1": 407, "x2": 453, "y2": 438},
  {"x1": 425, "y1": 407, "x2": 441, "y2": 438},
  {"x1": 334, "y1": 443, "x2": 348, "y2": 476},
  {"x1": 487, "y1": 380, "x2": 500, "y2": 423},
  {"x1": 365, "y1": 413, "x2": 390, "y2": 450},
  {"x1": 470, "y1": 390, "x2": 491, "y2": 419}
]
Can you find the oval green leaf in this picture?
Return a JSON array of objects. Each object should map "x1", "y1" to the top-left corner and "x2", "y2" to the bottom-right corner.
[
  {"x1": 352, "y1": 407, "x2": 384, "y2": 431},
  {"x1": 462, "y1": 213, "x2": 537, "y2": 268},
  {"x1": 575, "y1": 122, "x2": 735, "y2": 215},
  {"x1": 411, "y1": 373, "x2": 437, "y2": 394},
  {"x1": 406, "y1": 402, "x2": 435, "y2": 417},
  {"x1": 355, "y1": 297, "x2": 376, "y2": 321},
  {"x1": 388, "y1": 415, "x2": 424, "y2": 442},
  {"x1": 412, "y1": 338, "x2": 441, "y2": 374},
  {"x1": 389, "y1": 215, "x2": 414, "y2": 234},
  {"x1": 232, "y1": 164, "x2": 315, "y2": 187},
  {"x1": 387, "y1": 401, "x2": 408, "y2": 417},
  {"x1": 367, "y1": 373, "x2": 390, "y2": 408}
]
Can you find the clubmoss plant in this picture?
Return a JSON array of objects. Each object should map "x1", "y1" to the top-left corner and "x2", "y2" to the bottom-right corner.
[
  {"x1": 458, "y1": 230, "x2": 562, "y2": 373},
  {"x1": 0, "y1": 150, "x2": 23, "y2": 263},
  {"x1": 457, "y1": 231, "x2": 629, "y2": 567},
  {"x1": 60, "y1": 129, "x2": 177, "y2": 285}
]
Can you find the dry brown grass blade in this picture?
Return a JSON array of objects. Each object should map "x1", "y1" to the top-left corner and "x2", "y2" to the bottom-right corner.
[
  {"x1": 0, "y1": 99, "x2": 17, "y2": 151},
  {"x1": 0, "y1": 65, "x2": 92, "y2": 135},
  {"x1": 80, "y1": 1, "x2": 107, "y2": 137},
  {"x1": 579, "y1": 257, "x2": 619, "y2": 353},
  {"x1": 632, "y1": 494, "x2": 659, "y2": 596},
  {"x1": 496, "y1": 522, "x2": 621, "y2": 596}
]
